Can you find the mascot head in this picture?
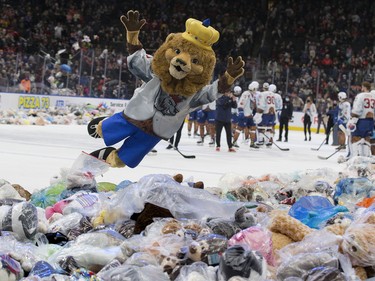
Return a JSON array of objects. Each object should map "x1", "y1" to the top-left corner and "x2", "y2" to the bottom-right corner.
[{"x1": 151, "y1": 18, "x2": 220, "y2": 97}]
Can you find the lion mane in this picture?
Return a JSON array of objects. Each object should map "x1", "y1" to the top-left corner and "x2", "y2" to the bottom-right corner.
[{"x1": 151, "y1": 33, "x2": 216, "y2": 98}]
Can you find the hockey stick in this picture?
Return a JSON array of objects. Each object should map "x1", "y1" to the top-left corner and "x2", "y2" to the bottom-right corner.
[
  {"x1": 311, "y1": 138, "x2": 326, "y2": 151},
  {"x1": 317, "y1": 148, "x2": 343, "y2": 160},
  {"x1": 167, "y1": 141, "x2": 196, "y2": 159},
  {"x1": 259, "y1": 131, "x2": 290, "y2": 151},
  {"x1": 318, "y1": 125, "x2": 348, "y2": 160}
]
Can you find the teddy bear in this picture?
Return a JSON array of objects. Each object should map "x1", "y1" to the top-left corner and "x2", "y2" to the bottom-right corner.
[
  {"x1": 341, "y1": 219, "x2": 375, "y2": 268},
  {"x1": 87, "y1": 10, "x2": 244, "y2": 168},
  {"x1": 267, "y1": 210, "x2": 314, "y2": 257}
]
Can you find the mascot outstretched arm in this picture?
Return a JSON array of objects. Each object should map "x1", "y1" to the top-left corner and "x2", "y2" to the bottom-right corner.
[{"x1": 87, "y1": 10, "x2": 244, "y2": 168}]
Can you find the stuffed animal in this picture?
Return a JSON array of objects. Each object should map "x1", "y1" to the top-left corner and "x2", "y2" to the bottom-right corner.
[
  {"x1": 267, "y1": 210, "x2": 313, "y2": 256},
  {"x1": 218, "y1": 245, "x2": 267, "y2": 281},
  {"x1": 268, "y1": 210, "x2": 313, "y2": 243},
  {"x1": 186, "y1": 234, "x2": 228, "y2": 266},
  {"x1": 0, "y1": 201, "x2": 39, "y2": 240},
  {"x1": 341, "y1": 222, "x2": 375, "y2": 267},
  {"x1": 0, "y1": 253, "x2": 24, "y2": 281},
  {"x1": 206, "y1": 206, "x2": 256, "y2": 239},
  {"x1": 87, "y1": 10, "x2": 244, "y2": 168}
]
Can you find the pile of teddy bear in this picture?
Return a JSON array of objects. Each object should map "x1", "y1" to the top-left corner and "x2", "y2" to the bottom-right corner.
[
  {"x1": 0, "y1": 104, "x2": 114, "y2": 126},
  {"x1": 1, "y1": 151, "x2": 375, "y2": 281}
]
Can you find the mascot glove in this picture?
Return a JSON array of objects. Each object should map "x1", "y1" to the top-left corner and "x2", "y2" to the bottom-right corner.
[
  {"x1": 225, "y1": 56, "x2": 245, "y2": 85},
  {"x1": 120, "y1": 10, "x2": 146, "y2": 32},
  {"x1": 253, "y1": 113, "x2": 263, "y2": 125},
  {"x1": 120, "y1": 10, "x2": 146, "y2": 45}
]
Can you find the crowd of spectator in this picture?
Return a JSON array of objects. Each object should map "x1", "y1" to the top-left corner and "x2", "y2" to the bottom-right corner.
[{"x1": 0, "y1": 0, "x2": 374, "y2": 108}]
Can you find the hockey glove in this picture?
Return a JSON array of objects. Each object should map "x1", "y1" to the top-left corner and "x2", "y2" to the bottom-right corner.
[
  {"x1": 253, "y1": 113, "x2": 263, "y2": 125},
  {"x1": 347, "y1": 117, "x2": 358, "y2": 132},
  {"x1": 337, "y1": 118, "x2": 346, "y2": 126}
]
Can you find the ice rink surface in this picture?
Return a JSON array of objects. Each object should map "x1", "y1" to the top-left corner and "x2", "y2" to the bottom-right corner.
[{"x1": 0, "y1": 124, "x2": 346, "y2": 192}]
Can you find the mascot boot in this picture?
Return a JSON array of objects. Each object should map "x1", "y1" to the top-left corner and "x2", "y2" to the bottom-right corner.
[{"x1": 88, "y1": 117, "x2": 126, "y2": 168}]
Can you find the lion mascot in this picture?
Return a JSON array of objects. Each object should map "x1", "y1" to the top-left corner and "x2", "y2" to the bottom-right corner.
[{"x1": 87, "y1": 10, "x2": 244, "y2": 168}]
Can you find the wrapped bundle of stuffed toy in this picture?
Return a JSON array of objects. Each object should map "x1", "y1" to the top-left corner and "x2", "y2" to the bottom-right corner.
[
  {"x1": 218, "y1": 245, "x2": 267, "y2": 281},
  {"x1": 0, "y1": 201, "x2": 38, "y2": 240}
]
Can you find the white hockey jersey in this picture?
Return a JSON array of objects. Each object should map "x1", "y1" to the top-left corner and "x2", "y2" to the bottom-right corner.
[
  {"x1": 274, "y1": 92, "x2": 283, "y2": 112},
  {"x1": 338, "y1": 101, "x2": 351, "y2": 123},
  {"x1": 257, "y1": 90, "x2": 276, "y2": 114},
  {"x1": 351, "y1": 91, "x2": 375, "y2": 119},
  {"x1": 238, "y1": 90, "x2": 256, "y2": 116}
]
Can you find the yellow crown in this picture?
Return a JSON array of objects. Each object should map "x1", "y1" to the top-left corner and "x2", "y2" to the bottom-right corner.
[{"x1": 182, "y1": 18, "x2": 220, "y2": 50}]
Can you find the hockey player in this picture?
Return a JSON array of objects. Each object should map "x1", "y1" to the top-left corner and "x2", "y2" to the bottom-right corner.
[
  {"x1": 254, "y1": 82, "x2": 276, "y2": 146},
  {"x1": 336, "y1": 91, "x2": 351, "y2": 150},
  {"x1": 231, "y1": 86, "x2": 242, "y2": 143},
  {"x1": 269, "y1": 84, "x2": 283, "y2": 137},
  {"x1": 341, "y1": 82, "x2": 374, "y2": 161},
  {"x1": 187, "y1": 109, "x2": 199, "y2": 137},
  {"x1": 196, "y1": 101, "x2": 216, "y2": 146},
  {"x1": 232, "y1": 81, "x2": 259, "y2": 149}
]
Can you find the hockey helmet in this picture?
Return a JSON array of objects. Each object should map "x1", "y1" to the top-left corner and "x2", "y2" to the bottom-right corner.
[
  {"x1": 233, "y1": 86, "x2": 242, "y2": 96},
  {"x1": 248, "y1": 81, "x2": 259, "y2": 91},
  {"x1": 338, "y1": 92, "x2": 347, "y2": 101},
  {"x1": 269, "y1": 84, "x2": 277, "y2": 93}
]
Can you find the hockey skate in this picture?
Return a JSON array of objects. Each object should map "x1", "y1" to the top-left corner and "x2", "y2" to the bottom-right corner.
[
  {"x1": 249, "y1": 143, "x2": 260, "y2": 150},
  {"x1": 87, "y1": 116, "x2": 108, "y2": 138},
  {"x1": 335, "y1": 144, "x2": 346, "y2": 150},
  {"x1": 197, "y1": 137, "x2": 204, "y2": 146},
  {"x1": 208, "y1": 139, "x2": 215, "y2": 147}
]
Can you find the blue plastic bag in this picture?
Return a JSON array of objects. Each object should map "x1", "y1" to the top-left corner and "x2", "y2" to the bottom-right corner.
[{"x1": 288, "y1": 196, "x2": 348, "y2": 229}]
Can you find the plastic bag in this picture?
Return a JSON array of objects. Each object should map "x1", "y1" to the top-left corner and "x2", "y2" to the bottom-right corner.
[
  {"x1": 342, "y1": 222, "x2": 375, "y2": 266},
  {"x1": 28, "y1": 261, "x2": 56, "y2": 278},
  {"x1": 62, "y1": 192, "x2": 102, "y2": 218},
  {"x1": 228, "y1": 226, "x2": 275, "y2": 266},
  {"x1": 30, "y1": 181, "x2": 66, "y2": 208},
  {"x1": 0, "y1": 201, "x2": 39, "y2": 240},
  {"x1": 105, "y1": 174, "x2": 246, "y2": 221},
  {"x1": 288, "y1": 196, "x2": 348, "y2": 229},
  {"x1": 0, "y1": 179, "x2": 23, "y2": 200},
  {"x1": 276, "y1": 250, "x2": 340, "y2": 280},
  {"x1": 334, "y1": 177, "x2": 375, "y2": 210},
  {"x1": 218, "y1": 245, "x2": 267, "y2": 281},
  {"x1": 47, "y1": 212, "x2": 83, "y2": 236},
  {"x1": 48, "y1": 243, "x2": 123, "y2": 273},
  {"x1": 302, "y1": 266, "x2": 347, "y2": 281},
  {"x1": 97, "y1": 264, "x2": 170, "y2": 281},
  {"x1": 174, "y1": 262, "x2": 216, "y2": 281},
  {"x1": 0, "y1": 253, "x2": 24, "y2": 280},
  {"x1": 74, "y1": 229, "x2": 125, "y2": 248},
  {"x1": 188, "y1": 234, "x2": 228, "y2": 266},
  {"x1": 277, "y1": 230, "x2": 342, "y2": 262},
  {"x1": 66, "y1": 152, "x2": 110, "y2": 189}
]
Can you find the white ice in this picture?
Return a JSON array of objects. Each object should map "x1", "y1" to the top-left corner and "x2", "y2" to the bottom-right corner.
[{"x1": 0, "y1": 124, "x2": 345, "y2": 193}]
